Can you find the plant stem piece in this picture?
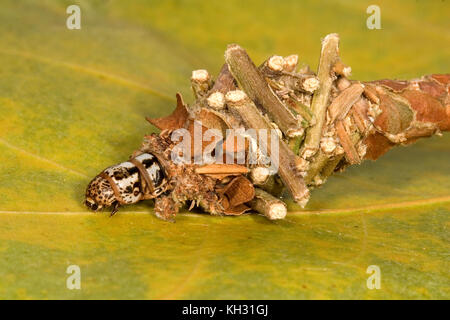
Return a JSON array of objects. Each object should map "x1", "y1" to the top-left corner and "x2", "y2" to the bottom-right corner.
[
  {"x1": 287, "y1": 99, "x2": 314, "y2": 124},
  {"x1": 249, "y1": 166, "x2": 270, "y2": 185},
  {"x1": 206, "y1": 92, "x2": 226, "y2": 110},
  {"x1": 195, "y1": 163, "x2": 249, "y2": 175},
  {"x1": 304, "y1": 150, "x2": 329, "y2": 184},
  {"x1": 328, "y1": 82, "x2": 364, "y2": 123},
  {"x1": 333, "y1": 60, "x2": 352, "y2": 78},
  {"x1": 259, "y1": 55, "x2": 286, "y2": 75},
  {"x1": 225, "y1": 44, "x2": 302, "y2": 137},
  {"x1": 335, "y1": 120, "x2": 361, "y2": 164},
  {"x1": 283, "y1": 55, "x2": 299, "y2": 72},
  {"x1": 351, "y1": 99, "x2": 369, "y2": 133},
  {"x1": 249, "y1": 188, "x2": 287, "y2": 220},
  {"x1": 191, "y1": 69, "x2": 212, "y2": 99},
  {"x1": 210, "y1": 64, "x2": 236, "y2": 94},
  {"x1": 300, "y1": 33, "x2": 340, "y2": 159}
]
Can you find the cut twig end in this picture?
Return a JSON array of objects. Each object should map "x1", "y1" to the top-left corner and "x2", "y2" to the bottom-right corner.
[
  {"x1": 250, "y1": 167, "x2": 271, "y2": 185},
  {"x1": 207, "y1": 92, "x2": 226, "y2": 110},
  {"x1": 250, "y1": 188, "x2": 287, "y2": 220},
  {"x1": 191, "y1": 69, "x2": 210, "y2": 83},
  {"x1": 322, "y1": 33, "x2": 340, "y2": 48},
  {"x1": 225, "y1": 89, "x2": 249, "y2": 106},
  {"x1": 225, "y1": 44, "x2": 242, "y2": 59},
  {"x1": 295, "y1": 192, "x2": 310, "y2": 208},
  {"x1": 303, "y1": 77, "x2": 320, "y2": 93},
  {"x1": 267, "y1": 55, "x2": 285, "y2": 72},
  {"x1": 333, "y1": 60, "x2": 352, "y2": 78},
  {"x1": 267, "y1": 203, "x2": 287, "y2": 220},
  {"x1": 284, "y1": 54, "x2": 299, "y2": 72},
  {"x1": 191, "y1": 69, "x2": 212, "y2": 99}
]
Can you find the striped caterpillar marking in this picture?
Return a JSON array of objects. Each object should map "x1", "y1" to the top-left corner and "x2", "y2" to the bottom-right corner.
[{"x1": 85, "y1": 153, "x2": 168, "y2": 214}]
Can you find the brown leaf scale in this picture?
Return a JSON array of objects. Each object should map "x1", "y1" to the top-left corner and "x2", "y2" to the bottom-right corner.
[
  {"x1": 371, "y1": 79, "x2": 409, "y2": 92},
  {"x1": 400, "y1": 90, "x2": 450, "y2": 131},
  {"x1": 363, "y1": 75, "x2": 450, "y2": 160},
  {"x1": 431, "y1": 74, "x2": 450, "y2": 86},
  {"x1": 146, "y1": 93, "x2": 189, "y2": 131},
  {"x1": 218, "y1": 176, "x2": 255, "y2": 208},
  {"x1": 418, "y1": 81, "x2": 447, "y2": 103},
  {"x1": 363, "y1": 132, "x2": 395, "y2": 160},
  {"x1": 374, "y1": 89, "x2": 414, "y2": 135}
]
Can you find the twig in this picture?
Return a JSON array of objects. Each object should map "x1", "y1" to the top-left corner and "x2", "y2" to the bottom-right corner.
[
  {"x1": 206, "y1": 92, "x2": 226, "y2": 110},
  {"x1": 304, "y1": 151, "x2": 329, "y2": 184},
  {"x1": 288, "y1": 135, "x2": 304, "y2": 155},
  {"x1": 249, "y1": 188, "x2": 287, "y2": 220},
  {"x1": 249, "y1": 166, "x2": 271, "y2": 185},
  {"x1": 362, "y1": 84, "x2": 380, "y2": 104},
  {"x1": 300, "y1": 33, "x2": 340, "y2": 159},
  {"x1": 249, "y1": 167, "x2": 284, "y2": 195},
  {"x1": 191, "y1": 69, "x2": 212, "y2": 99},
  {"x1": 210, "y1": 63, "x2": 236, "y2": 94},
  {"x1": 283, "y1": 55, "x2": 299, "y2": 72},
  {"x1": 195, "y1": 163, "x2": 249, "y2": 175},
  {"x1": 320, "y1": 154, "x2": 344, "y2": 178},
  {"x1": 335, "y1": 120, "x2": 361, "y2": 164},
  {"x1": 225, "y1": 44, "x2": 303, "y2": 137},
  {"x1": 328, "y1": 82, "x2": 365, "y2": 123},
  {"x1": 332, "y1": 60, "x2": 352, "y2": 78},
  {"x1": 287, "y1": 99, "x2": 315, "y2": 124},
  {"x1": 265, "y1": 73, "x2": 320, "y2": 94},
  {"x1": 259, "y1": 55, "x2": 286, "y2": 76},
  {"x1": 315, "y1": 129, "x2": 361, "y2": 182},
  {"x1": 351, "y1": 98, "x2": 369, "y2": 133},
  {"x1": 225, "y1": 90, "x2": 310, "y2": 205}
]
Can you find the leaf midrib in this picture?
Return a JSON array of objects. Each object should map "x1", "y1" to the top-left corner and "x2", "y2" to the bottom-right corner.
[{"x1": 0, "y1": 195, "x2": 448, "y2": 216}]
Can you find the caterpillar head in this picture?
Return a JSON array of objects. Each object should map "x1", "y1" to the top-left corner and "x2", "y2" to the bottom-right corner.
[{"x1": 85, "y1": 175, "x2": 118, "y2": 212}]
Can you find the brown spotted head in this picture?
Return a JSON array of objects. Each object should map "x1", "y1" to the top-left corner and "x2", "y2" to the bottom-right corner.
[{"x1": 85, "y1": 175, "x2": 117, "y2": 212}]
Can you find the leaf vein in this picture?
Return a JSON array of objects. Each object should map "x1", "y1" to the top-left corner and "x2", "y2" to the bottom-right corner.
[
  {"x1": 0, "y1": 138, "x2": 88, "y2": 178},
  {"x1": 0, "y1": 49, "x2": 175, "y2": 102}
]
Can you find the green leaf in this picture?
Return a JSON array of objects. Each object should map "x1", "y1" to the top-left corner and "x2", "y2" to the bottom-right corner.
[{"x1": 0, "y1": 0, "x2": 448, "y2": 299}]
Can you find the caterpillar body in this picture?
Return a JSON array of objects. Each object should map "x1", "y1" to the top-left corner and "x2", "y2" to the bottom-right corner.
[{"x1": 85, "y1": 153, "x2": 168, "y2": 215}]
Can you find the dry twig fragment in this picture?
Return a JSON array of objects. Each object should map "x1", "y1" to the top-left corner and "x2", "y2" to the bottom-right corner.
[
  {"x1": 335, "y1": 120, "x2": 361, "y2": 164},
  {"x1": 328, "y1": 83, "x2": 365, "y2": 123},
  {"x1": 333, "y1": 60, "x2": 352, "y2": 78},
  {"x1": 250, "y1": 188, "x2": 287, "y2": 220},
  {"x1": 191, "y1": 69, "x2": 212, "y2": 99},
  {"x1": 300, "y1": 33, "x2": 340, "y2": 159},
  {"x1": 195, "y1": 163, "x2": 249, "y2": 175},
  {"x1": 225, "y1": 44, "x2": 303, "y2": 137},
  {"x1": 284, "y1": 54, "x2": 299, "y2": 72}
]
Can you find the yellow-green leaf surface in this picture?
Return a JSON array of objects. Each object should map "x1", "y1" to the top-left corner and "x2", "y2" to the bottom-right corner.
[{"x1": 0, "y1": 0, "x2": 449, "y2": 299}]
